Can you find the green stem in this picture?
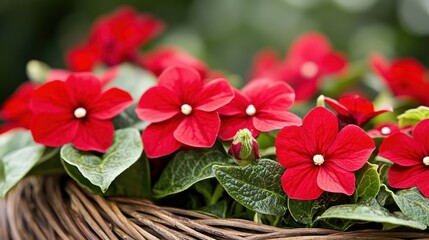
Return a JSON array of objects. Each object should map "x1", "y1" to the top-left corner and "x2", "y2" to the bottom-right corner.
[{"x1": 209, "y1": 183, "x2": 224, "y2": 205}]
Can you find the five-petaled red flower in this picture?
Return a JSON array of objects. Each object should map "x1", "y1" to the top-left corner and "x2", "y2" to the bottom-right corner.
[
  {"x1": 251, "y1": 32, "x2": 347, "y2": 101},
  {"x1": 30, "y1": 73, "x2": 133, "y2": 152},
  {"x1": 135, "y1": 66, "x2": 234, "y2": 158},
  {"x1": 379, "y1": 119, "x2": 429, "y2": 198},
  {"x1": 139, "y1": 46, "x2": 207, "y2": 78},
  {"x1": 275, "y1": 107, "x2": 375, "y2": 200},
  {"x1": 67, "y1": 6, "x2": 164, "y2": 72},
  {"x1": 0, "y1": 82, "x2": 37, "y2": 133},
  {"x1": 371, "y1": 54, "x2": 429, "y2": 106},
  {"x1": 218, "y1": 80, "x2": 301, "y2": 140},
  {"x1": 324, "y1": 94, "x2": 392, "y2": 128}
]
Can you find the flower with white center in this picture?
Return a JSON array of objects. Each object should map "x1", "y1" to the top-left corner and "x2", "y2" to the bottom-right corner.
[
  {"x1": 181, "y1": 104, "x2": 192, "y2": 115},
  {"x1": 74, "y1": 107, "x2": 87, "y2": 119},
  {"x1": 313, "y1": 154, "x2": 324, "y2": 166},
  {"x1": 300, "y1": 61, "x2": 319, "y2": 79},
  {"x1": 246, "y1": 104, "x2": 256, "y2": 116}
]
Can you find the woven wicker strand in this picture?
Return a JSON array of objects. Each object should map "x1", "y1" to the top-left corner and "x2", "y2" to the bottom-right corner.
[{"x1": 1, "y1": 177, "x2": 429, "y2": 240}]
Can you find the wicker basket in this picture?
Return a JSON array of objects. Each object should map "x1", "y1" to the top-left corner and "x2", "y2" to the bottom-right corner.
[{"x1": 1, "y1": 177, "x2": 429, "y2": 240}]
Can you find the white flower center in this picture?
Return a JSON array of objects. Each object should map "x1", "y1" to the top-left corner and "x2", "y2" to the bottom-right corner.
[
  {"x1": 74, "y1": 107, "x2": 87, "y2": 119},
  {"x1": 381, "y1": 127, "x2": 391, "y2": 135},
  {"x1": 300, "y1": 61, "x2": 319, "y2": 79},
  {"x1": 181, "y1": 104, "x2": 192, "y2": 115},
  {"x1": 313, "y1": 154, "x2": 325, "y2": 166},
  {"x1": 246, "y1": 104, "x2": 256, "y2": 116},
  {"x1": 423, "y1": 156, "x2": 429, "y2": 166}
]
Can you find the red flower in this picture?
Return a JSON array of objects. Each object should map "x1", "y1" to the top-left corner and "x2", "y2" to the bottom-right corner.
[
  {"x1": 135, "y1": 66, "x2": 234, "y2": 158},
  {"x1": 139, "y1": 47, "x2": 207, "y2": 78},
  {"x1": 67, "y1": 6, "x2": 164, "y2": 71},
  {"x1": 30, "y1": 74, "x2": 133, "y2": 152},
  {"x1": 379, "y1": 119, "x2": 429, "y2": 198},
  {"x1": 367, "y1": 123, "x2": 412, "y2": 138},
  {"x1": 371, "y1": 54, "x2": 429, "y2": 106},
  {"x1": 275, "y1": 107, "x2": 375, "y2": 200},
  {"x1": 0, "y1": 82, "x2": 37, "y2": 133},
  {"x1": 218, "y1": 80, "x2": 301, "y2": 140},
  {"x1": 324, "y1": 94, "x2": 392, "y2": 128},
  {"x1": 251, "y1": 33, "x2": 347, "y2": 101}
]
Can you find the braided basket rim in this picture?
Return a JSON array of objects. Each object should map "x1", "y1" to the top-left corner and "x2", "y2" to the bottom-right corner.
[{"x1": 1, "y1": 176, "x2": 429, "y2": 240}]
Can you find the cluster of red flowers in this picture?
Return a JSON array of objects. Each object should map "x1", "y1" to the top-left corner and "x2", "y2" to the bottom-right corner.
[{"x1": 2, "y1": 6, "x2": 429, "y2": 201}]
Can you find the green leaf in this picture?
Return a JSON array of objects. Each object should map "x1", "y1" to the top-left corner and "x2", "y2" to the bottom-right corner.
[
  {"x1": 60, "y1": 128, "x2": 143, "y2": 192},
  {"x1": 317, "y1": 200, "x2": 426, "y2": 230},
  {"x1": 106, "y1": 63, "x2": 157, "y2": 101},
  {"x1": 153, "y1": 145, "x2": 232, "y2": 198},
  {"x1": 213, "y1": 159, "x2": 287, "y2": 216},
  {"x1": 0, "y1": 145, "x2": 45, "y2": 197},
  {"x1": 63, "y1": 153, "x2": 151, "y2": 198},
  {"x1": 288, "y1": 199, "x2": 321, "y2": 226},
  {"x1": 383, "y1": 185, "x2": 429, "y2": 226},
  {"x1": 398, "y1": 106, "x2": 429, "y2": 128},
  {"x1": 354, "y1": 163, "x2": 380, "y2": 201},
  {"x1": 0, "y1": 130, "x2": 45, "y2": 198},
  {"x1": 0, "y1": 129, "x2": 37, "y2": 157}
]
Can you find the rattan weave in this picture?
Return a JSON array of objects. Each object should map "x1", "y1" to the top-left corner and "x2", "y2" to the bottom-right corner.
[{"x1": 1, "y1": 177, "x2": 429, "y2": 240}]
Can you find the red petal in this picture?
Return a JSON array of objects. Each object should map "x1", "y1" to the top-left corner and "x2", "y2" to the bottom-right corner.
[
  {"x1": 357, "y1": 106, "x2": 393, "y2": 126},
  {"x1": 286, "y1": 32, "x2": 331, "y2": 63},
  {"x1": 417, "y1": 170, "x2": 429, "y2": 198},
  {"x1": 413, "y1": 119, "x2": 429, "y2": 155},
  {"x1": 281, "y1": 164, "x2": 324, "y2": 200},
  {"x1": 194, "y1": 79, "x2": 234, "y2": 112},
  {"x1": 253, "y1": 111, "x2": 302, "y2": 132},
  {"x1": 317, "y1": 163, "x2": 355, "y2": 196},
  {"x1": 47, "y1": 69, "x2": 71, "y2": 81},
  {"x1": 142, "y1": 116, "x2": 183, "y2": 158},
  {"x1": 242, "y1": 81, "x2": 295, "y2": 111},
  {"x1": 174, "y1": 111, "x2": 220, "y2": 148},
  {"x1": 65, "y1": 74, "x2": 102, "y2": 107},
  {"x1": 326, "y1": 125, "x2": 375, "y2": 171},
  {"x1": 72, "y1": 118, "x2": 114, "y2": 152},
  {"x1": 158, "y1": 66, "x2": 203, "y2": 103},
  {"x1": 90, "y1": 88, "x2": 133, "y2": 120},
  {"x1": 250, "y1": 48, "x2": 281, "y2": 79},
  {"x1": 66, "y1": 44, "x2": 100, "y2": 72},
  {"x1": 319, "y1": 52, "x2": 347, "y2": 74},
  {"x1": 218, "y1": 115, "x2": 257, "y2": 141},
  {"x1": 370, "y1": 53, "x2": 390, "y2": 83},
  {"x1": 379, "y1": 132, "x2": 425, "y2": 167},
  {"x1": 388, "y1": 164, "x2": 426, "y2": 189},
  {"x1": 302, "y1": 107, "x2": 338, "y2": 154},
  {"x1": 275, "y1": 125, "x2": 312, "y2": 168},
  {"x1": 218, "y1": 88, "x2": 250, "y2": 116},
  {"x1": 30, "y1": 80, "x2": 73, "y2": 113},
  {"x1": 136, "y1": 86, "x2": 181, "y2": 123},
  {"x1": 1, "y1": 82, "x2": 36, "y2": 128},
  {"x1": 31, "y1": 113, "x2": 78, "y2": 147},
  {"x1": 324, "y1": 97, "x2": 351, "y2": 118},
  {"x1": 293, "y1": 79, "x2": 319, "y2": 102},
  {"x1": 139, "y1": 47, "x2": 207, "y2": 77}
]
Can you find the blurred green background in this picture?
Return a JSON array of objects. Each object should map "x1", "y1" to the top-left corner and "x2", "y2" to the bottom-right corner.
[{"x1": 1, "y1": 0, "x2": 428, "y2": 103}]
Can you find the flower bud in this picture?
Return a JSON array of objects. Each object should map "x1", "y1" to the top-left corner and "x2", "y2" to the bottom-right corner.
[
  {"x1": 228, "y1": 129, "x2": 260, "y2": 166},
  {"x1": 26, "y1": 60, "x2": 51, "y2": 84}
]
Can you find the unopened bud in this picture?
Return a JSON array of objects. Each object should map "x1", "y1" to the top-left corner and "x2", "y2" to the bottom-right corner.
[
  {"x1": 27, "y1": 60, "x2": 51, "y2": 84},
  {"x1": 228, "y1": 129, "x2": 260, "y2": 166},
  {"x1": 317, "y1": 94, "x2": 325, "y2": 107}
]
